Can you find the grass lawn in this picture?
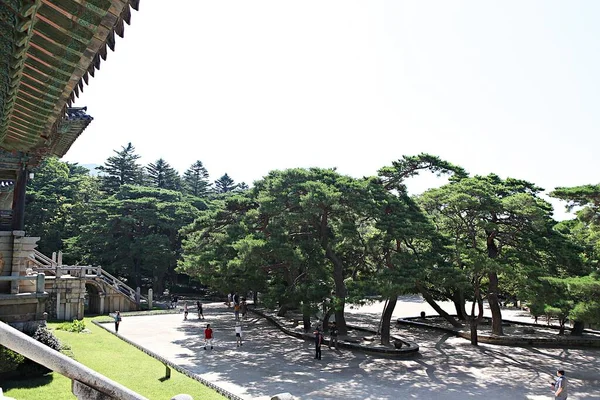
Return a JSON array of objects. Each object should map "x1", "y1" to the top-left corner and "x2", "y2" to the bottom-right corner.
[{"x1": 3, "y1": 317, "x2": 225, "y2": 400}]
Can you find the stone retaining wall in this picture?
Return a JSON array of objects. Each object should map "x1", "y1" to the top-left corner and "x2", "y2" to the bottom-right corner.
[
  {"x1": 397, "y1": 316, "x2": 600, "y2": 348},
  {"x1": 250, "y1": 307, "x2": 420, "y2": 357}
]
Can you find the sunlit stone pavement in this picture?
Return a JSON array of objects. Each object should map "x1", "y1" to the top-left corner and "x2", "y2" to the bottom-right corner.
[{"x1": 107, "y1": 297, "x2": 600, "y2": 400}]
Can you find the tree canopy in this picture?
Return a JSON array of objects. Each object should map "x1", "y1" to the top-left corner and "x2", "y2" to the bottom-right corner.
[{"x1": 22, "y1": 150, "x2": 600, "y2": 341}]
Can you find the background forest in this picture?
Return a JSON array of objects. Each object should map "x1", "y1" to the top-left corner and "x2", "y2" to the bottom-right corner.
[{"x1": 25, "y1": 145, "x2": 600, "y2": 344}]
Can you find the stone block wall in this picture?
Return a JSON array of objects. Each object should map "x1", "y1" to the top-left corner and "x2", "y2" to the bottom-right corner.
[
  {"x1": 44, "y1": 277, "x2": 86, "y2": 321},
  {"x1": 0, "y1": 231, "x2": 48, "y2": 326},
  {"x1": 12, "y1": 232, "x2": 40, "y2": 293},
  {"x1": 0, "y1": 231, "x2": 14, "y2": 293}
]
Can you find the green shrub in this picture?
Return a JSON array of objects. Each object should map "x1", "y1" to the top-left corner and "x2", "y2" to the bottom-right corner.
[
  {"x1": 32, "y1": 327, "x2": 62, "y2": 352},
  {"x1": 17, "y1": 327, "x2": 63, "y2": 377},
  {"x1": 56, "y1": 319, "x2": 86, "y2": 333},
  {"x1": 0, "y1": 346, "x2": 25, "y2": 376},
  {"x1": 0, "y1": 327, "x2": 65, "y2": 380}
]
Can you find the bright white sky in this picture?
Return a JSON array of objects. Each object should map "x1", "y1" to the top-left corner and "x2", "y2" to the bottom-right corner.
[{"x1": 63, "y1": 1, "x2": 600, "y2": 219}]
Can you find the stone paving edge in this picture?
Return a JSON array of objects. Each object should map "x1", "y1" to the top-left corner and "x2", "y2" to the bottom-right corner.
[
  {"x1": 397, "y1": 316, "x2": 600, "y2": 348},
  {"x1": 249, "y1": 307, "x2": 420, "y2": 357}
]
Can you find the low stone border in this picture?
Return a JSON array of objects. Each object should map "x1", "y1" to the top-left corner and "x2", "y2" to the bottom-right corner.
[
  {"x1": 92, "y1": 320, "x2": 245, "y2": 400},
  {"x1": 249, "y1": 307, "x2": 419, "y2": 357},
  {"x1": 397, "y1": 316, "x2": 600, "y2": 348}
]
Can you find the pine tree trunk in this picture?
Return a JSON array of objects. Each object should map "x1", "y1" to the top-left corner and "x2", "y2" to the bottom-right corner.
[
  {"x1": 452, "y1": 290, "x2": 467, "y2": 320},
  {"x1": 380, "y1": 295, "x2": 398, "y2": 345},
  {"x1": 417, "y1": 284, "x2": 463, "y2": 328},
  {"x1": 320, "y1": 213, "x2": 348, "y2": 335},
  {"x1": 571, "y1": 320, "x2": 585, "y2": 336},
  {"x1": 323, "y1": 307, "x2": 333, "y2": 333},
  {"x1": 277, "y1": 303, "x2": 291, "y2": 317},
  {"x1": 468, "y1": 280, "x2": 484, "y2": 346},
  {"x1": 487, "y1": 272, "x2": 504, "y2": 335},
  {"x1": 303, "y1": 312, "x2": 311, "y2": 333},
  {"x1": 470, "y1": 320, "x2": 479, "y2": 345}
]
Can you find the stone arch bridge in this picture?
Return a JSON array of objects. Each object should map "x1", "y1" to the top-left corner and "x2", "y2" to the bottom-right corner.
[
  {"x1": 1, "y1": 234, "x2": 146, "y2": 326},
  {"x1": 29, "y1": 249, "x2": 147, "y2": 321}
]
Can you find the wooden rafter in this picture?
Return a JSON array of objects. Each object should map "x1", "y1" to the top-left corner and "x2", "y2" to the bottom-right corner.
[{"x1": 0, "y1": 0, "x2": 140, "y2": 164}]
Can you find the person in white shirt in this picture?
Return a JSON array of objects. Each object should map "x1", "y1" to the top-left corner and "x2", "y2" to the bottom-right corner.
[{"x1": 235, "y1": 322, "x2": 243, "y2": 347}]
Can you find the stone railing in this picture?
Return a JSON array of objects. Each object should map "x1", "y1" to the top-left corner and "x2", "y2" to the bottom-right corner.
[
  {"x1": 0, "y1": 321, "x2": 148, "y2": 400},
  {"x1": 93, "y1": 267, "x2": 148, "y2": 305},
  {"x1": 32, "y1": 249, "x2": 57, "y2": 268},
  {"x1": 0, "y1": 273, "x2": 45, "y2": 294},
  {"x1": 28, "y1": 259, "x2": 148, "y2": 306}
]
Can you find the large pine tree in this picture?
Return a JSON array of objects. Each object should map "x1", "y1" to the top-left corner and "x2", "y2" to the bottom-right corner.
[
  {"x1": 146, "y1": 158, "x2": 181, "y2": 191},
  {"x1": 182, "y1": 161, "x2": 212, "y2": 196},
  {"x1": 97, "y1": 143, "x2": 143, "y2": 193},
  {"x1": 214, "y1": 173, "x2": 237, "y2": 193}
]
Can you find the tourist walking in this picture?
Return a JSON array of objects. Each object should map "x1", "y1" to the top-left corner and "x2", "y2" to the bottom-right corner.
[
  {"x1": 226, "y1": 293, "x2": 232, "y2": 307},
  {"x1": 314, "y1": 328, "x2": 323, "y2": 360},
  {"x1": 183, "y1": 302, "x2": 188, "y2": 320},
  {"x1": 114, "y1": 311, "x2": 121, "y2": 333},
  {"x1": 234, "y1": 302, "x2": 241, "y2": 321},
  {"x1": 241, "y1": 299, "x2": 248, "y2": 320},
  {"x1": 235, "y1": 322, "x2": 243, "y2": 347},
  {"x1": 329, "y1": 321, "x2": 339, "y2": 350},
  {"x1": 551, "y1": 369, "x2": 568, "y2": 399},
  {"x1": 204, "y1": 324, "x2": 214, "y2": 350},
  {"x1": 197, "y1": 301, "x2": 204, "y2": 320}
]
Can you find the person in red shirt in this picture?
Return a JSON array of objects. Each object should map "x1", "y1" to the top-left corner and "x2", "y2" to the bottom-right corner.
[{"x1": 204, "y1": 324, "x2": 214, "y2": 350}]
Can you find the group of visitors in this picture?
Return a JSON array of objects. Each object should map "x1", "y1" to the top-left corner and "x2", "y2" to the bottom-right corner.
[
  {"x1": 203, "y1": 291, "x2": 249, "y2": 350},
  {"x1": 226, "y1": 292, "x2": 248, "y2": 321},
  {"x1": 180, "y1": 300, "x2": 205, "y2": 321}
]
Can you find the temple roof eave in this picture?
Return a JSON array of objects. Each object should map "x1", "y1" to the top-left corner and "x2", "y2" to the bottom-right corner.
[{"x1": 0, "y1": 0, "x2": 139, "y2": 163}]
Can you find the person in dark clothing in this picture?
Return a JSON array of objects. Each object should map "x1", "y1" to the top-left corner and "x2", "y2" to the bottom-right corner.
[
  {"x1": 197, "y1": 301, "x2": 204, "y2": 319},
  {"x1": 314, "y1": 328, "x2": 323, "y2": 360},
  {"x1": 240, "y1": 299, "x2": 248, "y2": 320},
  {"x1": 114, "y1": 311, "x2": 122, "y2": 333},
  {"x1": 329, "y1": 322, "x2": 339, "y2": 350},
  {"x1": 551, "y1": 369, "x2": 568, "y2": 400}
]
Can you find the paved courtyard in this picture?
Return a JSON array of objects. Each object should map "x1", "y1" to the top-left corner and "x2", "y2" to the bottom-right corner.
[{"x1": 109, "y1": 297, "x2": 600, "y2": 400}]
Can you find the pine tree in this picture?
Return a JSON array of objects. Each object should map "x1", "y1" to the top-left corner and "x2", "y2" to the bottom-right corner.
[
  {"x1": 214, "y1": 173, "x2": 237, "y2": 193},
  {"x1": 236, "y1": 182, "x2": 249, "y2": 191},
  {"x1": 146, "y1": 158, "x2": 181, "y2": 191},
  {"x1": 97, "y1": 143, "x2": 143, "y2": 193},
  {"x1": 182, "y1": 161, "x2": 212, "y2": 197}
]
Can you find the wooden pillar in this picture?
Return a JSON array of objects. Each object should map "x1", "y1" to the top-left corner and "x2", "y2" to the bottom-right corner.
[{"x1": 11, "y1": 166, "x2": 27, "y2": 231}]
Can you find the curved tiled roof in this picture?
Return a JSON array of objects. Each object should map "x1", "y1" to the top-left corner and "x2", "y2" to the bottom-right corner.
[{"x1": 0, "y1": 0, "x2": 139, "y2": 162}]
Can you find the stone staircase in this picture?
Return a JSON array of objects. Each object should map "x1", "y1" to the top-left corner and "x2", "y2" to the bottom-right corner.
[{"x1": 29, "y1": 249, "x2": 147, "y2": 318}]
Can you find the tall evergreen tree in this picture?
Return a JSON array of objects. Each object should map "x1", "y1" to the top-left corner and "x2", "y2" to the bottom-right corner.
[
  {"x1": 236, "y1": 182, "x2": 249, "y2": 191},
  {"x1": 146, "y1": 158, "x2": 181, "y2": 191},
  {"x1": 214, "y1": 173, "x2": 236, "y2": 193},
  {"x1": 182, "y1": 161, "x2": 211, "y2": 196},
  {"x1": 97, "y1": 143, "x2": 143, "y2": 193}
]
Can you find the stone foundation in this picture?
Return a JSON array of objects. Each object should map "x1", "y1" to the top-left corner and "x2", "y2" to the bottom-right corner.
[
  {"x1": 44, "y1": 276, "x2": 85, "y2": 321},
  {"x1": 0, "y1": 231, "x2": 47, "y2": 324}
]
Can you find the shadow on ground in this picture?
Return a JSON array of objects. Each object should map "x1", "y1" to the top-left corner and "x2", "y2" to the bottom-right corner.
[{"x1": 121, "y1": 303, "x2": 600, "y2": 400}]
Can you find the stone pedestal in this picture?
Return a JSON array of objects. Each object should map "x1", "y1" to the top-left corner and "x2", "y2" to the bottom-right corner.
[{"x1": 0, "y1": 231, "x2": 47, "y2": 325}]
